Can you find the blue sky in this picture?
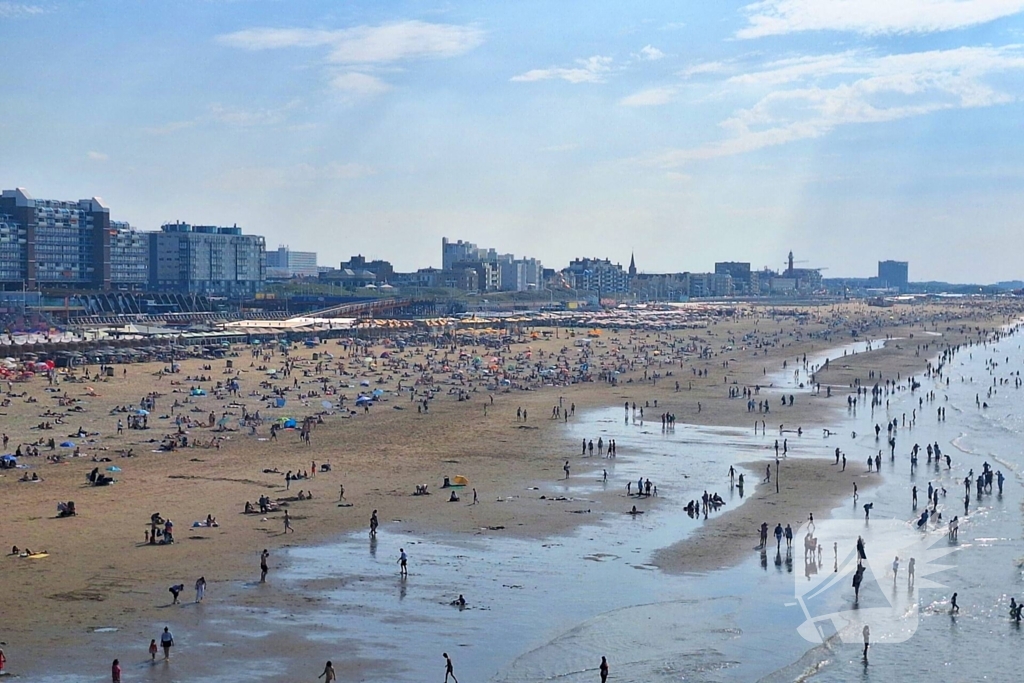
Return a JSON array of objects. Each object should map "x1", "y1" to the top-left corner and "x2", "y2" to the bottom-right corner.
[{"x1": 2, "y1": 0, "x2": 1024, "y2": 282}]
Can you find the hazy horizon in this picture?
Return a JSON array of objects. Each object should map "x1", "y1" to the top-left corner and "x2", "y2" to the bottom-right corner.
[{"x1": 3, "y1": 1, "x2": 1023, "y2": 282}]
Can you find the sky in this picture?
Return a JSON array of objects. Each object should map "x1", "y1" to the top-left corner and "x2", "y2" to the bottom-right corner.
[{"x1": 2, "y1": 0, "x2": 1024, "y2": 283}]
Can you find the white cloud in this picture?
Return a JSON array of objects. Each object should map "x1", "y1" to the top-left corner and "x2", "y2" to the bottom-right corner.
[
  {"x1": 208, "y1": 102, "x2": 299, "y2": 127},
  {"x1": 0, "y1": 2, "x2": 45, "y2": 18},
  {"x1": 681, "y1": 61, "x2": 731, "y2": 78},
  {"x1": 737, "y1": 0, "x2": 1024, "y2": 38},
  {"x1": 649, "y1": 45, "x2": 1024, "y2": 164},
  {"x1": 217, "y1": 21, "x2": 484, "y2": 64},
  {"x1": 660, "y1": 22, "x2": 687, "y2": 31},
  {"x1": 87, "y1": 151, "x2": 108, "y2": 161},
  {"x1": 511, "y1": 56, "x2": 613, "y2": 84},
  {"x1": 637, "y1": 45, "x2": 666, "y2": 61},
  {"x1": 217, "y1": 21, "x2": 482, "y2": 98},
  {"x1": 620, "y1": 86, "x2": 677, "y2": 107},
  {"x1": 330, "y1": 72, "x2": 392, "y2": 96}
]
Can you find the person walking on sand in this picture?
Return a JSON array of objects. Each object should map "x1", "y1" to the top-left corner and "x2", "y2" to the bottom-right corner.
[
  {"x1": 195, "y1": 576, "x2": 206, "y2": 603},
  {"x1": 370, "y1": 509, "x2": 378, "y2": 537},
  {"x1": 260, "y1": 549, "x2": 270, "y2": 583},
  {"x1": 111, "y1": 658, "x2": 121, "y2": 683},
  {"x1": 160, "y1": 627, "x2": 174, "y2": 659},
  {"x1": 283, "y1": 510, "x2": 293, "y2": 534},
  {"x1": 444, "y1": 652, "x2": 459, "y2": 683},
  {"x1": 600, "y1": 655, "x2": 609, "y2": 682},
  {"x1": 318, "y1": 660, "x2": 336, "y2": 682},
  {"x1": 398, "y1": 548, "x2": 408, "y2": 576},
  {"x1": 149, "y1": 638, "x2": 158, "y2": 661}
]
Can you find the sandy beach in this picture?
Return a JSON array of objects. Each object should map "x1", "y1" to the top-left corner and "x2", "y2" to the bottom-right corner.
[{"x1": 1, "y1": 299, "x2": 1021, "y2": 679}]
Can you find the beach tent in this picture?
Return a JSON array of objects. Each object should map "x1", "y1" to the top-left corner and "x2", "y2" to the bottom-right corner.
[
  {"x1": 452, "y1": 475, "x2": 470, "y2": 486},
  {"x1": 60, "y1": 441, "x2": 75, "y2": 448},
  {"x1": 371, "y1": 389, "x2": 384, "y2": 398},
  {"x1": 355, "y1": 395, "x2": 373, "y2": 406},
  {"x1": 282, "y1": 418, "x2": 297, "y2": 429},
  {"x1": 360, "y1": 380, "x2": 371, "y2": 387},
  {"x1": 275, "y1": 397, "x2": 286, "y2": 408},
  {"x1": 0, "y1": 454, "x2": 16, "y2": 469}
]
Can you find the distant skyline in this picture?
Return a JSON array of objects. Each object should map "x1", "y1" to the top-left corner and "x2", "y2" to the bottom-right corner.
[{"x1": 3, "y1": 1, "x2": 1024, "y2": 282}]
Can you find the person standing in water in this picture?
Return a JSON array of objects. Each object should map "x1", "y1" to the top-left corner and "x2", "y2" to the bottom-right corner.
[
  {"x1": 111, "y1": 658, "x2": 121, "y2": 683},
  {"x1": 369, "y1": 509, "x2": 378, "y2": 537},
  {"x1": 600, "y1": 656, "x2": 609, "y2": 682},
  {"x1": 443, "y1": 652, "x2": 459, "y2": 683},
  {"x1": 398, "y1": 548, "x2": 408, "y2": 576},
  {"x1": 318, "y1": 660, "x2": 336, "y2": 681},
  {"x1": 951, "y1": 592, "x2": 960, "y2": 614},
  {"x1": 863, "y1": 625, "x2": 870, "y2": 660},
  {"x1": 260, "y1": 549, "x2": 270, "y2": 583},
  {"x1": 160, "y1": 627, "x2": 174, "y2": 659}
]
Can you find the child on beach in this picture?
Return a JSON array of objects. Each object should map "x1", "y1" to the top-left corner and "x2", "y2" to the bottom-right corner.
[
  {"x1": 149, "y1": 638, "x2": 158, "y2": 660},
  {"x1": 318, "y1": 660, "x2": 336, "y2": 681}
]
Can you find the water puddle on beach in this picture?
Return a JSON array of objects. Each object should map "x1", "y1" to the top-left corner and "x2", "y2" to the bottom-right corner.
[{"x1": 25, "y1": 333, "x2": 1024, "y2": 682}]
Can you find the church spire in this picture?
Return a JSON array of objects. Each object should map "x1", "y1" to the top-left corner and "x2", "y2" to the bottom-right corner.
[{"x1": 628, "y1": 252, "x2": 637, "y2": 277}]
